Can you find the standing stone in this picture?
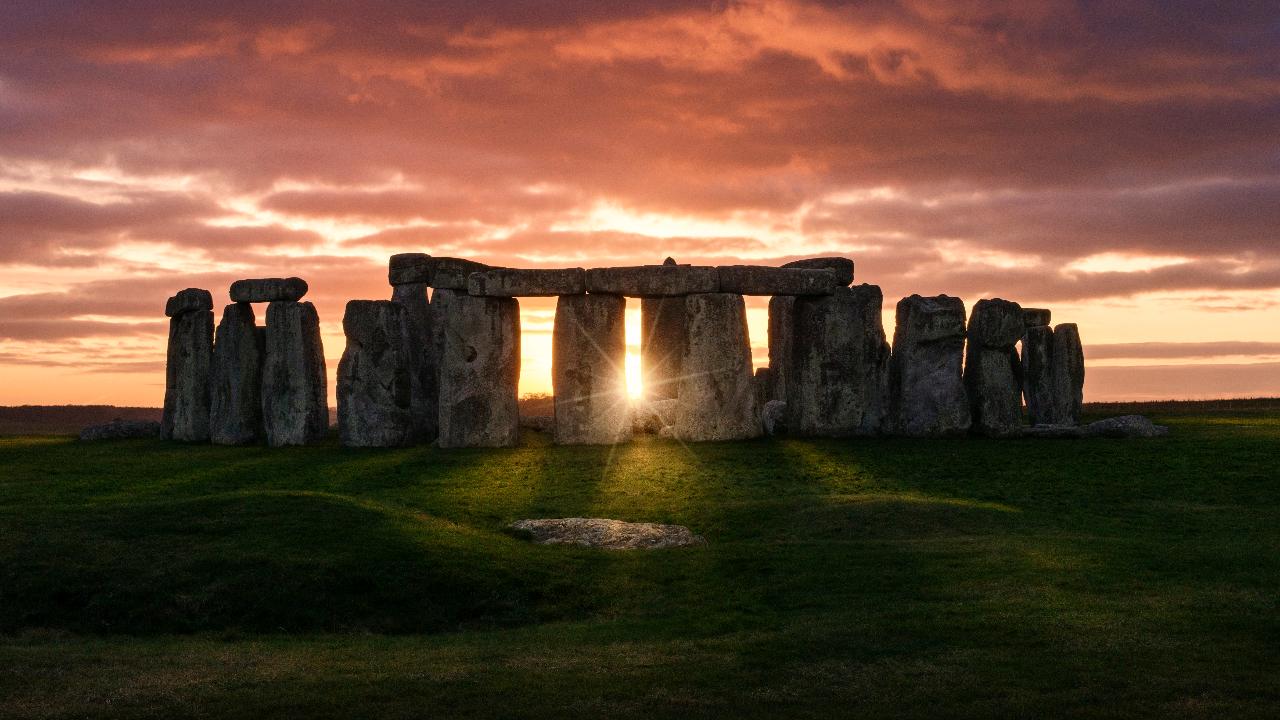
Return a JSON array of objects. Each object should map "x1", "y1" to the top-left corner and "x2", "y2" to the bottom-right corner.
[
  {"x1": 391, "y1": 283, "x2": 438, "y2": 442},
  {"x1": 641, "y1": 296, "x2": 685, "y2": 401},
  {"x1": 963, "y1": 298, "x2": 1025, "y2": 437},
  {"x1": 888, "y1": 295, "x2": 971, "y2": 437},
  {"x1": 262, "y1": 301, "x2": 328, "y2": 446},
  {"x1": 1022, "y1": 325, "x2": 1055, "y2": 426},
  {"x1": 788, "y1": 284, "x2": 891, "y2": 437},
  {"x1": 1049, "y1": 323, "x2": 1085, "y2": 425},
  {"x1": 161, "y1": 290, "x2": 214, "y2": 442},
  {"x1": 438, "y1": 294, "x2": 520, "y2": 448},
  {"x1": 768, "y1": 296, "x2": 795, "y2": 402},
  {"x1": 553, "y1": 294, "x2": 630, "y2": 445},
  {"x1": 753, "y1": 367, "x2": 775, "y2": 410},
  {"x1": 337, "y1": 300, "x2": 413, "y2": 447},
  {"x1": 209, "y1": 303, "x2": 263, "y2": 445},
  {"x1": 673, "y1": 293, "x2": 760, "y2": 441}
]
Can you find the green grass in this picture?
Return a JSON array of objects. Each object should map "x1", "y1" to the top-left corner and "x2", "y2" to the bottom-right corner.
[{"x1": 1, "y1": 410, "x2": 1277, "y2": 718}]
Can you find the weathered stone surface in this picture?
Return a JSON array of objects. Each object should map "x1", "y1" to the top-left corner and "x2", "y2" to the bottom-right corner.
[
  {"x1": 782, "y1": 257, "x2": 855, "y2": 285},
  {"x1": 788, "y1": 284, "x2": 891, "y2": 436},
  {"x1": 1020, "y1": 424, "x2": 1084, "y2": 439},
  {"x1": 161, "y1": 307, "x2": 213, "y2": 441},
  {"x1": 888, "y1": 294, "x2": 971, "y2": 437},
  {"x1": 552, "y1": 294, "x2": 630, "y2": 445},
  {"x1": 79, "y1": 419, "x2": 161, "y2": 441},
  {"x1": 438, "y1": 294, "x2": 520, "y2": 447},
  {"x1": 262, "y1": 301, "x2": 328, "y2": 446},
  {"x1": 1050, "y1": 323, "x2": 1085, "y2": 425},
  {"x1": 753, "y1": 367, "x2": 775, "y2": 409},
  {"x1": 585, "y1": 265, "x2": 718, "y2": 297},
  {"x1": 209, "y1": 303, "x2": 264, "y2": 445},
  {"x1": 337, "y1": 300, "x2": 413, "y2": 447},
  {"x1": 673, "y1": 293, "x2": 760, "y2": 441},
  {"x1": 631, "y1": 398, "x2": 678, "y2": 434},
  {"x1": 469, "y1": 267, "x2": 585, "y2": 297},
  {"x1": 964, "y1": 298, "x2": 1025, "y2": 437},
  {"x1": 388, "y1": 253, "x2": 432, "y2": 285},
  {"x1": 640, "y1": 296, "x2": 685, "y2": 400},
  {"x1": 229, "y1": 277, "x2": 307, "y2": 303},
  {"x1": 1022, "y1": 307, "x2": 1052, "y2": 328},
  {"x1": 716, "y1": 266, "x2": 838, "y2": 296},
  {"x1": 761, "y1": 399, "x2": 787, "y2": 436},
  {"x1": 520, "y1": 415, "x2": 554, "y2": 432},
  {"x1": 1084, "y1": 415, "x2": 1169, "y2": 438},
  {"x1": 510, "y1": 518, "x2": 705, "y2": 550},
  {"x1": 767, "y1": 296, "x2": 795, "y2": 402},
  {"x1": 1021, "y1": 325, "x2": 1055, "y2": 426},
  {"x1": 164, "y1": 288, "x2": 213, "y2": 318},
  {"x1": 430, "y1": 257, "x2": 492, "y2": 290},
  {"x1": 390, "y1": 283, "x2": 438, "y2": 442}
]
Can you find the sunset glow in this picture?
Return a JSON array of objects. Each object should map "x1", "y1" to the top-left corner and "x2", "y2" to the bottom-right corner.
[{"x1": 1, "y1": 1, "x2": 1278, "y2": 405}]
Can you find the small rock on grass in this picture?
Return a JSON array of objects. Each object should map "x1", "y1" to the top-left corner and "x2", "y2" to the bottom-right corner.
[{"x1": 510, "y1": 518, "x2": 705, "y2": 550}]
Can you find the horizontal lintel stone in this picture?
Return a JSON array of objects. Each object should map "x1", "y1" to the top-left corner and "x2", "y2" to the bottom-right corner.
[
  {"x1": 165, "y1": 288, "x2": 213, "y2": 317},
  {"x1": 388, "y1": 253, "x2": 432, "y2": 285},
  {"x1": 469, "y1": 268, "x2": 585, "y2": 297},
  {"x1": 716, "y1": 266, "x2": 837, "y2": 296},
  {"x1": 585, "y1": 265, "x2": 718, "y2": 297},
  {"x1": 229, "y1": 277, "x2": 308, "y2": 303},
  {"x1": 1022, "y1": 307, "x2": 1052, "y2": 328},
  {"x1": 781, "y1": 257, "x2": 854, "y2": 285}
]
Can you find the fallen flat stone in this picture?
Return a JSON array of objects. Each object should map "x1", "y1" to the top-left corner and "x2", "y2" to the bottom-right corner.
[
  {"x1": 716, "y1": 266, "x2": 838, "y2": 296},
  {"x1": 1022, "y1": 307, "x2": 1052, "y2": 328},
  {"x1": 510, "y1": 518, "x2": 705, "y2": 550},
  {"x1": 1050, "y1": 323, "x2": 1085, "y2": 425},
  {"x1": 1021, "y1": 325, "x2": 1055, "y2": 426},
  {"x1": 552, "y1": 294, "x2": 630, "y2": 445},
  {"x1": 585, "y1": 265, "x2": 718, "y2": 297},
  {"x1": 164, "y1": 288, "x2": 213, "y2": 318},
  {"x1": 1083, "y1": 415, "x2": 1169, "y2": 438},
  {"x1": 388, "y1": 253, "x2": 432, "y2": 286},
  {"x1": 390, "y1": 283, "x2": 438, "y2": 442},
  {"x1": 469, "y1": 267, "x2": 585, "y2": 297},
  {"x1": 1021, "y1": 424, "x2": 1084, "y2": 439},
  {"x1": 437, "y1": 294, "x2": 520, "y2": 448},
  {"x1": 888, "y1": 294, "x2": 971, "y2": 437},
  {"x1": 209, "y1": 302, "x2": 264, "y2": 445},
  {"x1": 781, "y1": 257, "x2": 855, "y2": 285},
  {"x1": 964, "y1": 298, "x2": 1025, "y2": 437},
  {"x1": 161, "y1": 304, "x2": 213, "y2": 442},
  {"x1": 673, "y1": 293, "x2": 761, "y2": 441},
  {"x1": 337, "y1": 300, "x2": 414, "y2": 447},
  {"x1": 767, "y1": 296, "x2": 795, "y2": 402},
  {"x1": 79, "y1": 419, "x2": 161, "y2": 441},
  {"x1": 430, "y1": 257, "x2": 492, "y2": 290},
  {"x1": 262, "y1": 301, "x2": 328, "y2": 446},
  {"x1": 229, "y1": 277, "x2": 308, "y2": 303},
  {"x1": 640, "y1": 296, "x2": 685, "y2": 401},
  {"x1": 788, "y1": 284, "x2": 891, "y2": 437}
]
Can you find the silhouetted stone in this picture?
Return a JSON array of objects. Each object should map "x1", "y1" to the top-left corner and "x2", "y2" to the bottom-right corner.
[
  {"x1": 640, "y1": 296, "x2": 685, "y2": 400},
  {"x1": 716, "y1": 266, "x2": 837, "y2": 295},
  {"x1": 429, "y1": 257, "x2": 492, "y2": 290},
  {"x1": 1050, "y1": 322, "x2": 1085, "y2": 425},
  {"x1": 768, "y1": 296, "x2": 795, "y2": 402},
  {"x1": 438, "y1": 294, "x2": 520, "y2": 448},
  {"x1": 388, "y1": 253, "x2": 432, "y2": 285},
  {"x1": 161, "y1": 304, "x2": 213, "y2": 442},
  {"x1": 1021, "y1": 325, "x2": 1055, "y2": 426},
  {"x1": 585, "y1": 265, "x2": 718, "y2": 297},
  {"x1": 164, "y1": 288, "x2": 213, "y2": 318},
  {"x1": 787, "y1": 284, "x2": 891, "y2": 436},
  {"x1": 470, "y1": 267, "x2": 586, "y2": 296},
  {"x1": 262, "y1": 301, "x2": 328, "y2": 446},
  {"x1": 390, "y1": 283, "x2": 438, "y2": 442},
  {"x1": 209, "y1": 303, "x2": 263, "y2": 445},
  {"x1": 782, "y1": 257, "x2": 855, "y2": 285},
  {"x1": 1022, "y1": 307, "x2": 1052, "y2": 328},
  {"x1": 229, "y1": 277, "x2": 307, "y2": 303},
  {"x1": 337, "y1": 300, "x2": 413, "y2": 447},
  {"x1": 552, "y1": 294, "x2": 630, "y2": 445},
  {"x1": 673, "y1": 293, "x2": 760, "y2": 441},
  {"x1": 888, "y1": 294, "x2": 971, "y2": 437},
  {"x1": 964, "y1": 298, "x2": 1025, "y2": 437},
  {"x1": 80, "y1": 419, "x2": 161, "y2": 441}
]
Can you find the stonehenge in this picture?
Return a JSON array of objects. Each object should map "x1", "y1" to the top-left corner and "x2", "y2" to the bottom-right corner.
[{"x1": 162, "y1": 253, "x2": 1094, "y2": 449}]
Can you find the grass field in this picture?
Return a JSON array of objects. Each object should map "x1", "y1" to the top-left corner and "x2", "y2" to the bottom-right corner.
[{"x1": 1, "y1": 406, "x2": 1277, "y2": 718}]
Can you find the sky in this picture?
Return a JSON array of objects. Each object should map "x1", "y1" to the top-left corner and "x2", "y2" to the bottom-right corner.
[{"x1": 1, "y1": 0, "x2": 1278, "y2": 406}]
